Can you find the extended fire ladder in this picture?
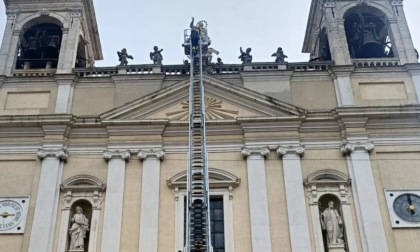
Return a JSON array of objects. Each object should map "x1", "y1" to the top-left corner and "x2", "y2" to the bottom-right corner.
[{"x1": 183, "y1": 28, "x2": 212, "y2": 252}]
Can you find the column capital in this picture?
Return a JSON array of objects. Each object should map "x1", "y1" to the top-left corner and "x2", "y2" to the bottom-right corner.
[
  {"x1": 137, "y1": 149, "x2": 165, "y2": 161},
  {"x1": 37, "y1": 148, "x2": 68, "y2": 161},
  {"x1": 6, "y1": 9, "x2": 19, "y2": 20},
  {"x1": 341, "y1": 141, "x2": 374, "y2": 155},
  {"x1": 391, "y1": 0, "x2": 403, "y2": 7},
  {"x1": 103, "y1": 150, "x2": 131, "y2": 161},
  {"x1": 277, "y1": 145, "x2": 305, "y2": 157},
  {"x1": 241, "y1": 147, "x2": 270, "y2": 158}
]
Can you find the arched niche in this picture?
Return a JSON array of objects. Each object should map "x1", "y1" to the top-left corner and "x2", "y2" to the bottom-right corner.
[
  {"x1": 58, "y1": 175, "x2": 106, "y2": 252},
  {"x1": 16, "y1": 16, "x2": 64, "y2": 70},
  {"x1": 343, "y1": 6, "x2": 394, "y2": 59},
  {"x1": 311, "y1": 27, "x2": 332, "y2": 62},
  {"x1": 305, "y1": 170, "x2": 357, "y2": 252},
  {"x1": 319, "y1": 194, "x2": 346, "y2": 252},
  {"x1": 167, "y1": 168, "x2": 240, "y2": 252}
]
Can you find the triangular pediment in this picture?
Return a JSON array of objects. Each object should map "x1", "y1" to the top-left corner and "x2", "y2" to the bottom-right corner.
[{"x1": 100, "y1": 75, "x2": 306, "y2": 121}]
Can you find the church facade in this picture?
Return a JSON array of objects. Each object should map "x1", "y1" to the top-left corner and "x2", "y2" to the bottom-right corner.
[{"x1": 0, "y1": 0, "x2": 420, "y2": 252}]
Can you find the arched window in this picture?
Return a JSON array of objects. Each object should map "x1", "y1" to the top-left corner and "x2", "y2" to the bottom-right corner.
[
  {"x1": 344, "y1": 6, "x2": 393, "y2": 59},
  {"x1": 167, "y1": 168, "x2": 240, "y2": 252},
  {"x1": 16, "y1": 17, "x2": 63, "y2": 70},
  {"x1": 58, "y1": 175, "x2": 106, "y2": 252}
]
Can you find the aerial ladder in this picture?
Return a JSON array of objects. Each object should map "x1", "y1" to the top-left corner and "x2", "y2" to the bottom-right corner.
[{"x1": 183, "y1": 20, "x2": 212, "y2": 252}]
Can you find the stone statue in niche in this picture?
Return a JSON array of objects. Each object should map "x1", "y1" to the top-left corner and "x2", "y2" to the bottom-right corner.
[
  {"x1": 150, "y1": 46, "x2": 163, "y2": 65},
  {"x1": 271, "y1": 47, "x2": 288, "y2": 63},
  {"x1": 321, "y1": 201, "x2": 344, "y2": 246},
  {"x1": 69, "y1": 206, "x2": 89, "y2": 251},
  {"x1": 117, "y1": 48, "x2": 133, "y2": 66},
  {"x1": 239, "y1": 47, "x2": 252, "y2": 63}
]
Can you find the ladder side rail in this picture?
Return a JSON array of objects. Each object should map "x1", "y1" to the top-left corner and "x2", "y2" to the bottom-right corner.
[{"x1": 199, "y1": 39, "x2": 212, "y2": 252}]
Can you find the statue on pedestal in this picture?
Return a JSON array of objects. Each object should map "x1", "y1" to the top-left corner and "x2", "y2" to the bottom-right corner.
[
  {"x1": 321, "y1": 201, "x2": 344, "y2": 246},
  {"x1": 272, "y1": 47, "x2": 288, "y2": 63},
  {"x1": 117, "y1": 48, "x2": 133, "y2": 66},
  {"x1": 150, "y1": 46, "x2": 163, "y2": 65},
  {"x1": 69, "y1": 206, "x2": 89, "y2": 251},
  {"x1": 239, "y1": 47, "x2": 252, "y2": 63}
]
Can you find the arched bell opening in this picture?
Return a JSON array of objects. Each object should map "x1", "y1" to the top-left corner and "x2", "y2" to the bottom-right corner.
[
  {"x1": 16, "y1": 17, "x2": 63, "y2": 70},
  {"x1": 344, "y1": 6, "x2": 394, "y2": 59},
  {"x1": 75, "y1": 35, "x2": 88, "y2": 68},
  {"x1": 68, "y1": 199, "x2": 92, "y2": 252}
]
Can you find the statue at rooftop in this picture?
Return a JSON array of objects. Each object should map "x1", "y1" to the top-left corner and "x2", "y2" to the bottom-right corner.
[
  {"x1": 272, "y1": 47, "x2": 288, "y2": 63},
  {"x1": 204, "y1": 47, "x2": 219, "y2": 65},
  {"x1": 216, "y1": 57, "x2": 223, "y2": 65},
  {"x1": 239, "y1": 47, "x2": 252, "y2": 64},
  {"x1": 190, "y1": 17, "x2": 210, "y2": 45},
  {"x1": 150, "y1": 46, "x2": 163, "y2": 65},
  {"x1": 117, "y1": 48, "x2": 133, "y2": 66}
]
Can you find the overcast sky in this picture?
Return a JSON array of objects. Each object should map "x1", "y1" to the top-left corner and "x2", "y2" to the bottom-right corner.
[{"x1": 0, "y1": 0, "x2": 419, "y2": 66}]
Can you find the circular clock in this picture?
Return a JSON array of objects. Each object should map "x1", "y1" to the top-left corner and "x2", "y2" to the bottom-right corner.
[
  {"x1": 392, "y1": 193, "x2": 420, "y2": 223},
  {"x1": 0, "y1": 199, "x2": 24, "y2": 232}
]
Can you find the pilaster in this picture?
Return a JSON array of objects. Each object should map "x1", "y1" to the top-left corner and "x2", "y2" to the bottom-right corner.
[
  {"x1": 405, "y1": 63, "x2": 420, "y2": 103},
  {"x1": 331, "y1": 66, "x2": 355, "y2": 106},
  {"x1": 137, "y1": 149, "x2": 165, "y2": 252},
  {"x1": 0, "y1": 9, "x2": 19, "y2": 76},
  {"x1": 28, "y1": 148, "x2": 68, "y2": 252},
  {"x1": 241, "y1": 147, "x2": 272, "y2": 252},
  {"x1": 277, "y1": 145, "x2": 312, "y2": 252},
  {"x1": 54, "y1": 74, "x2": 76, "y2": 113},
  {"x1": 56, "y1": 8, "x2": 83, "y2": 74},
  {"x1": 101, "y1": 150, "x2": 131, "y2": 252},
  {"x1": 341, "y1": 141, "x2": 389, "y2": 252}
]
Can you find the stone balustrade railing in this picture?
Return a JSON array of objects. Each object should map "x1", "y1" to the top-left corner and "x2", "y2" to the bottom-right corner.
[
  {"x1": 12, "y1": 69, "x2": 56, "y2": 77},
  {"x1": 352, "y1": 58, "x2": 400, "y2": 67}
]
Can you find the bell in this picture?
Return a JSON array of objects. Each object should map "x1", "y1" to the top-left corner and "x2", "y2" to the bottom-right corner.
[
  {"x1": 357, "y1": 29, "x2": 384, "y2": 58},
  {"x1": 24, "y1": 37, "x2": 40, "y2": 59},
  {"x1": 43, "y1": 36, "x2": 60, "y2": 59}
]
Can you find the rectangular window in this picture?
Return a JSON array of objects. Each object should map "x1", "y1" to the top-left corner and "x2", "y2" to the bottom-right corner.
[{"x1": 183, "y1": 197, "x2": 225, "y2": 251}]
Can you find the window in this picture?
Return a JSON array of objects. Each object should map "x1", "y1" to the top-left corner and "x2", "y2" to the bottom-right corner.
[{"x1": 168, "y1": 168, "x2": 240, "y2": 252}]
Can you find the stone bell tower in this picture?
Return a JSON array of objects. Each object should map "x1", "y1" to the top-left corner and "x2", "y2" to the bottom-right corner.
[
  {"x1": 302, "y1": 0, "x2": 417, "y2": 66},
  {"x1": 0, "y1": 0, "x2": 103, "y2": 76}
]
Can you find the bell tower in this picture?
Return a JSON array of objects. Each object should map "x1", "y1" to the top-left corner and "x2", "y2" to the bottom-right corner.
[
  {"x1": 0, "y1": 0, "x2": 103, "y2": 76},
  {"x1": 303, "y1": 0, "x2": 417, "y2": 65}
]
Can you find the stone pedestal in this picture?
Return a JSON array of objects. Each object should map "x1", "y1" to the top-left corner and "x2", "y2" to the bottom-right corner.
[
  {"x1": 68, "y1": 249, "x2": 84, "y2": 252},
  {"x1": 328, "y1": 244, "x2": 346, "y2": 252}
]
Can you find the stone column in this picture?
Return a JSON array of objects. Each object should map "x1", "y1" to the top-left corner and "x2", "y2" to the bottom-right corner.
[
  {"x1": 28, "y1": 148, "x2": 68, "y2": 252},
  {"x1": 277, "y1": 146, "x2": 311, "y2": 252},
  {"x1": 241, "y1": 147, "x2": 272, "y2": 252},
  {"x1": 101, "y1": 150, "x2": 131, "y2": 252},
  {"x1": 341, "y1": 141, "x2": 389, "y2": 252},
  {"x1": 0, "y1": 10, "x2": 19, "y2": 76},
  {"x1": 137, "y1": 149, "x2": 165, "y2": 252}
]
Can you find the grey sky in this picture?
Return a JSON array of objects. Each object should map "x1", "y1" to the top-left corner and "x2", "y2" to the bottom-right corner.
[{"x1": 0, "y1": 0, "x2": 419, "y2": 66}]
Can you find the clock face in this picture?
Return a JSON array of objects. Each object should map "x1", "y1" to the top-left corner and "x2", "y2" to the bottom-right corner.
[
  {"x1": 0, "y1": 200, "x2": 24, "y2": 232},
  {"x1": 392, "y1": 193, "x2": 420, "y2": 223}
]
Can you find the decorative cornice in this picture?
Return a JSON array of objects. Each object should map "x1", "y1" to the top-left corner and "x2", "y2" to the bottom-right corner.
[
  {"x1": 6, "y1": 9, "x2": 19, "y2": 20},
  {"x1": 137, "y1": 149, "x2": 165, "y2": 161},
  {"x1": 241, "y1": 147, "x2": 270, "y2": 158},
  {"x1": 103, "y1": 150, "x2": 131, "y2": 161},
  {"x1": 37, "y1": 148, "x2": 68, "y2": 161},
  {"x1": 341, "y1": 141, "x2": 374, "y2": 155},
  {"x1": 276, "y1": 146, "x2": 305, "y2": 157}
]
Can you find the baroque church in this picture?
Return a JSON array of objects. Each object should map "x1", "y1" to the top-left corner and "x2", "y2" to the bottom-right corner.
[{"x1": 0, "y1": 0, "x2": 420, "y2": 251}]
